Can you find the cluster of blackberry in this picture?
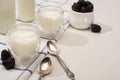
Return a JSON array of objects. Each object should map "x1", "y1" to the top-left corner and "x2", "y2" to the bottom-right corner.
[
  {"x1": 72, "y1": 0, "x2": 94, "y2": 13},
  {"x1": 72, "y1": 0, "x2": 101, "y2": 32},
  {"x1": 1, "y1": 49, "x2": 15, "y2": 70}
]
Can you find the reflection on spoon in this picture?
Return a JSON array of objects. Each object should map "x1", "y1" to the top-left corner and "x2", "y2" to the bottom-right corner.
[
  {"x1": 47, "y1": 41, "x2": 75, "y2": 80},
  {"x1": 37, "y1": 57, "x2": 52, "y2": 80}
]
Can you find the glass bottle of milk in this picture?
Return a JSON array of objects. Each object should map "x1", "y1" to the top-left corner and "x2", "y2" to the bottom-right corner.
[
  {"x1": 17, "y1": 0, "x2": 35, "y2": 22},
  {"x1": 0, "y1": 0, "x2": 16, "y2": 34}
]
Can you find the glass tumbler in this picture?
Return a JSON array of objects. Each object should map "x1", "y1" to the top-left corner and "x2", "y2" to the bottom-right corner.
[
  {"x1": 7, "y1": 23, "x2": 40, "y2": 66},
  {"x1": 37, "y1": 6, "x2": 64, "y2": 39}
]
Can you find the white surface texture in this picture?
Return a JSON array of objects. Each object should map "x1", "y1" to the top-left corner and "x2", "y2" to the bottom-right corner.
[
  {"x1": 0, "y1": 0, "x2": 120, "y2": 80},
  {"x1": 29, "y1": 0, "x2": 120, "y2": 80}
]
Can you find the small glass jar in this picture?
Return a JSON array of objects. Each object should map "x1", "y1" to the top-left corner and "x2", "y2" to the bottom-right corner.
[
  {"x1": 7, "y1": 23, "x2": 41, "y2": 66},
  {"x1": 37, "y1": 6, "x2": 64, "y2": 39}
]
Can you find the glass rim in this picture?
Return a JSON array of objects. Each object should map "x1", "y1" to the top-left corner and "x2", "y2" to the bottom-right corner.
[
  {"x1": 7, "y1": 23, "x2": 40, "y2": 39},
  {"x1": 38, "y1": 5, "x2": 64, "y2": 15}
]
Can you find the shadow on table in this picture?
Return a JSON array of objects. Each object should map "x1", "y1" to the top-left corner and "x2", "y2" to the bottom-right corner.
[
  {"x1": 58, "y1": 22, "x2": 112, "y2": 47},
  {"x1": 98, "y1": 23, "x2": 113, "y2": 33},
  {"x1": 58, "y1": 30, "x2": 88, "y2": 47}
]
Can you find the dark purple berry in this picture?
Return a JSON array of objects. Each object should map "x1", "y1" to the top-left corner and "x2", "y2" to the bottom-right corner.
[
  {"x1": 72, "y1": 0, "x2": 94, "y2": 13},
  {"x1": 1, "y1": 49, "x2": 11, "y2": 61},
  {"x1": 2, "y1": 58, "x2": 15, "y2": 70},
  {"x1": 72, "y1": 3, "x2": 81, "y2": 12},
  {"x1": 91, "y1": 24, "x2": 102, "y2": 33},
  {"x1": 78, "y1": 1, "x2": 87, "y2": 7},
  {"x1": 77, "y1": 1, "x2": 84, "y2": 5},
  {"x1": 80, "y1": 6, "x2": 87, "y2": 13},
  {"x1": 87, "y1": 4, "x2": 94, "y2": 12},
  {"x1": 85, "y1": 1, "x2": 91, "y2": 5},
  {"x1": 78, "y1": 0, "x2": 85, "y2": 2},
  {"x1": 1, "y1": 49, "x2": 15, "y2": 70}
]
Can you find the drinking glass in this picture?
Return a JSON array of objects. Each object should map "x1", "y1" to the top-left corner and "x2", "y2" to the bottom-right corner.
[
  {"x1": 37, "y1": 6, "x2": 64, "y2": 39},
  {"x1": 7, "y1": 23, "x2": 41, "y2": 66}
]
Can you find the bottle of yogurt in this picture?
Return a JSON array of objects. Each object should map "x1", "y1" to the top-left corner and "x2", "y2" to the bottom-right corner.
[
  {"x1": 0, "y1": 0, "x2": 16, "y2": 34},
  {"x1": 17, "y1": 0, "x2": 35, "y2": 22}
]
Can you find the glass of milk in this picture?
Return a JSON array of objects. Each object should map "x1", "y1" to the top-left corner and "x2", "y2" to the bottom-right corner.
[
  {"x1": 7, "y1": 23, "x2": 40, "y2": 66},
  {"x1": 37, "y1": 6, "x2": 64, "y2": 39}
]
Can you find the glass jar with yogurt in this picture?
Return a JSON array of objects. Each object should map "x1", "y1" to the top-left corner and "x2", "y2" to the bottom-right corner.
[
  {"x1": 7, "y1": 23, "x2": 40, "y2": 66},
  {"x1": 37, "y1": 6, "x2": 64, "y2": 39}
]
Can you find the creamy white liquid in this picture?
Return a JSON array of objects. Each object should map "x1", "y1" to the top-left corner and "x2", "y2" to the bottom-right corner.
[
  {"x1": 38, "y1": 7, "x2": 64, "y2": 34},
  {"x1": 10, "y1": 29, "x2": 39, "y2": 56},
  {"x1": 9, "y1": 27, "x2": 40, "y2": 66},
  {"x1": 0, "y1": 0, "x2": 16, "y2": 34},
  {"x1": 18, "y1": 0, "x2": 35, "y2": 22}
]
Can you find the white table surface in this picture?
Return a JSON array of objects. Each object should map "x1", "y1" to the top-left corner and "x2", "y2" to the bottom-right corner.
[
  {"x1": 0, "y1": 0, "x2": 120, "y2": 80},
  {"x1": 29, "y1": 0, "x2": 120, "y2": 80}
]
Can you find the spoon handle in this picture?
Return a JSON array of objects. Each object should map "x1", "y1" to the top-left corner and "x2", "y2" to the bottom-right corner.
[
  {"x1": 38, "y1": 76, "x2": 41, "y2": 80},
  {"x1": 38, "y1": 75, "x2": 43, "y2": 80},
  {"x1": 56, "y1": 55, "x2": 75, "y2": 80}
]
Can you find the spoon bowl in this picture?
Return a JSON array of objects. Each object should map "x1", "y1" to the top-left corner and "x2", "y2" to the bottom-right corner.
[
  {"x1": 47, "y1": 41, "x2": 58, "y2": 55},
  {"x1": 37, "y1": 57, "x2": 52, "y2": 80}
]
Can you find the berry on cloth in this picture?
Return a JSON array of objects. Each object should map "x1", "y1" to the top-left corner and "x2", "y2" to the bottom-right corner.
[
  {"x1": 2, "y1": 58, "x2": 15, "y2": 70},
  {"x1": 1, "y1": 49, "x2": 15, "y2": 70},
  {"x1": 1, "y1": 49, "x2": 11, "y2": 61}
]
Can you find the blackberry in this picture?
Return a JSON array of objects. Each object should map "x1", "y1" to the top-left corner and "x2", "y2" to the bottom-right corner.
[
  {"x1": 91, "y1": 24, "x2": 102, "y2": 33},
  {"x1": 80, "y1": 6, "x2": 87, "y2": 13},
  {"x1": 72, "y1": 0, "x2": 94, "y2": 13},
  {"x1": 79, "y1": 0, "x2": 85, "y2": 2},
  {"x1": 86, "y1": 3, "x2": 94, "y2": 12},
  {"x1": 85, "y1": 1, "x2": 91, "y2": 5},
  {"x1": 72, "y1": 3, "x2": 81, "y2": 12},
  {"x1": 78, "y1": 1, "x2": 87, "y2": 7},
  {"x1": 2, "y1": 58, "x2": 15, "y2": 70},
  {"x1": 1, "y1": 49, "x2": 15, "y2": 69},
  {"x1": 78, "y1": 0, "x2": 85, "y2": 5},
  {"x1": 1, "y1": 49, "x2": 11, "y2": 61}
]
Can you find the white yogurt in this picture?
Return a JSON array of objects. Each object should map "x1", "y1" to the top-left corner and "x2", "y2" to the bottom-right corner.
[
  {"x1": 8, "y1": 25, "x2": 40, "y2": 65},
  {"x1": 38, "y1": 6, "x2": 64, "y2": 38}
]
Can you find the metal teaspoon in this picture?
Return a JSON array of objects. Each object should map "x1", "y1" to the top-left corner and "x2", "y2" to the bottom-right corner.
[
  {"x1": 37, "y1": 57, "x2": 52, "y2": 80},
  {"x1": 47, "y1": 41, "x2": 75, "y2": 80}
]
